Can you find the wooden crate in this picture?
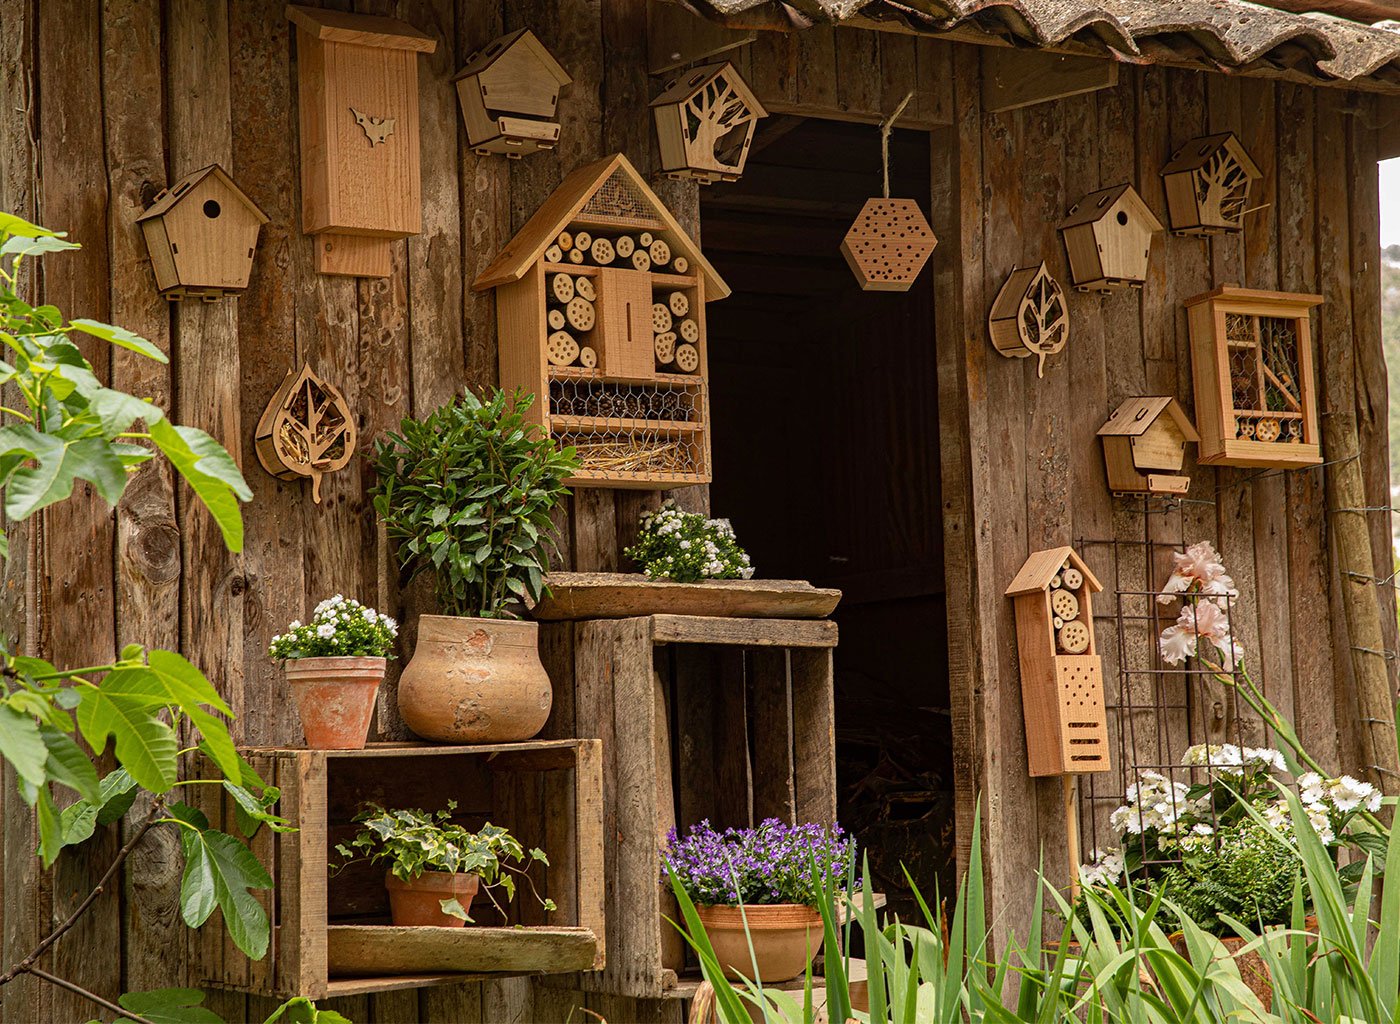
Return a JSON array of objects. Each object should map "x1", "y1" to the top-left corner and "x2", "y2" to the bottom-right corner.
[
  {"x1": 544, "y1": 612, "x2": 838, "y2": 999},
  {"x1": 189, "y1": 740, "x2": 604, "y2": 999}
]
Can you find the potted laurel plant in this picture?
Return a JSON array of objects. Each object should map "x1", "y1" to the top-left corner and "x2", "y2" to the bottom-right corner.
[
  {"x1": 663, "y1": 819, "x2": 855, "y2": 983},
  {"x1": 336, "y1": 803, "x2": 554, "y2": 928},
  {"x1": 371, "y1": 388, "x2": 577, "y2": 743},
  {"x1": 269, "y1": 596, "x2": 398, "y2": 749}
]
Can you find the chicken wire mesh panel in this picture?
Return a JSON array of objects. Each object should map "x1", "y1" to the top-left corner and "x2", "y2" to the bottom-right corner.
[
  {"x1": 578, "y1": 168, "x2": 661, "y2": 227},
  {"x1": 547, "y1": 372, "x2": 708, "y2": 480}
]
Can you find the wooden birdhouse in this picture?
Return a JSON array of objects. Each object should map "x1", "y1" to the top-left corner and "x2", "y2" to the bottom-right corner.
[
  {"x1": 287, "y1": 5, "x2": 437, "y2": 278},
  {"x1": 1059, "y1": 184, "x2": 1162, "y2": 292},
  {"x1": 1005, "y1": 547, "x2": 1110, "y2": 778},
  {"x1": 650, "y1": 61, "x2": 765, "y2": 184},
  {"x1": 137, "y1": 165, "x2": 268, "y2": 301},
  {"x1": 1185, "y1": 285, "x2": 1323, "y2": 468},
  {"x1": 474, "y1": 152, "x2": 729, "y2": 488},
  {"x1": 840, "y1": 199, "x2": 937, "y2": 292},
  {"x1": 987, "y1": 261, "x2": 1070, "y2": 378},
  {"x1": 1097, "y1": 397, "x2": 1200, "y2": 496},
  {"x1": 1160, "y1": 133, "x2": 1263, "y2": 235},
  {"x1": 453, "y1": 29, "x2": 571, "y2": 159}
]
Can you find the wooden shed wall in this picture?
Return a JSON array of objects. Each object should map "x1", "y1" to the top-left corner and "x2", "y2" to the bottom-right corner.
[{"x1": 0, "y1": 0, "x2": 1392, "y2": 1020}]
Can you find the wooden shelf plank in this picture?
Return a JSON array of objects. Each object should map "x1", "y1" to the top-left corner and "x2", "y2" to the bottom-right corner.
[
  {"x1": 532, "y1": 574, "x2": 842, "y2": 621},
  {"x1": 650, "y1": 615, "x2": 839, "y2": 648},
  {"x1": 548, "y1": 366, "x2": 703, "y2": 387},
  {"x1": 328, "y1": 925, "x2": 599, "y2": 976},
  {"x1": 548, "y1": 415, "x2": 703, "y2": 435}
]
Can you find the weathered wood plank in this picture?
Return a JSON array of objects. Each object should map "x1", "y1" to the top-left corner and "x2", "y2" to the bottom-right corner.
[
  {"x1": 533, "y1": 574, "x2": 840, "y2": 621},
  {"x1": 650, "y1": 615, "x2": 837, "y2": 648},
  {"x1": 328, "y1": 926, "x2": 598, "y2": 975}
]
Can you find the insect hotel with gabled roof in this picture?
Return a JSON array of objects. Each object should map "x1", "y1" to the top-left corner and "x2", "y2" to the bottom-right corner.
[
  {"x1": 1059, "y1": 183, "x2": 1163, "y2": 292},
  {"x1": 1185, "y1": 284, "x2": 1323, "y2": 468},
  {"x1": 453, "y1": 28, "x2": 572, "y2": 158},
  {"x1": 1005, "y1": 547, "x2": 1109, "y2": 778},
  {"x1": 474, "y1": 152, "x2": 729, "y2": 488},
  {"x1": 650, "y1": 61, "x2": 765, "y2": 184},
  {"x1": 137, "y1": 164, "x2": 268, "y2": 301},
  {"x1": 1160, "y1": 132, "x2": 1263, "y2": 235},
  {"x1": 1097, "y1": 396, "x2": 1200, "y2": 496}
]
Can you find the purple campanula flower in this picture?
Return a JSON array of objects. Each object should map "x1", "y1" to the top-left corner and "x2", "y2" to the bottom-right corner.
[{"x1": 660, "y1": 818, "x2": 856, "y2": 908}]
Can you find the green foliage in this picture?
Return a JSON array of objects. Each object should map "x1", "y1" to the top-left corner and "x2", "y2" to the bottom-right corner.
[
  {"x1": 267, "y1": 595, "x2": 398, "y2": 660},
  {"x1": 623, "y1": 500, "x2": 754, "y2": 582},
  {"x1": 370, "y1": 388, "x2": 576, "y2": 618},
  {"x1": 335, "y1": 803, "x2": 553, "y2": 920},
  {"x1": 0, "y1": 214, "x2": 251, "y2": 556},
  {"x1": 87, "y1": 989, "x2": 353, "y2": 1024}
]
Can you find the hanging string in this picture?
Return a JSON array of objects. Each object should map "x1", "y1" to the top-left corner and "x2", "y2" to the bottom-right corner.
[{"x1": 880, "y1": 91, "x2": 914, "y2": 199}]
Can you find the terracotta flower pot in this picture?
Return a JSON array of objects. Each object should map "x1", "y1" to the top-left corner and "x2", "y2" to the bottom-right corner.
[
  {"x1": 284, "y1": 656, "x2": 385, "y2": 750},
  {"x1": 397, "y1": 615, "x2": 552, "y2": 743},
  {"x1": 695, "y1": 904, "x2": 824, "y2": 982},
  {"x1": 385, "y1": 869, "x2": 480, "y2": 928},
  {"x1": 1167, "y1": 917, "x2": 1317, "y2": 1012}
]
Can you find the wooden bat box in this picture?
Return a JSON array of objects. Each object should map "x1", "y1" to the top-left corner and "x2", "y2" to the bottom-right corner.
[
  {"x1": 1185, "y1": 285, "x2": 1323, "y2": 468},
  {"x1": 650, "y1": 61, "x2": 765, "y2": 184},
  {"x1": 136, "y1": 165, "x2": 268, "y2": 301},
  {"x1": 287, "y1": 5, "x2": 437, "y2": 278},
  {"x1": 453, "y1": 29, "x2": 571, "y2": 158},
  {"x1": 1005, "y1": 547, "x2": 1110, "y2": 777},
  {"x1": 1097, "y1": 396, "x2": 1199, "y2": 496},
  {"x1": 1160, "y1": 133, "x2": 1262, "y2": 235},
  {"x1": 1058, "y1": 183, "x2": 1162, "y2": 292},
  {"x1": 840, "y1": 198, "x2": 937, "y2": 292},
  {"x1": 474, "y1": 153, "x2": 730, "y2": 488}
]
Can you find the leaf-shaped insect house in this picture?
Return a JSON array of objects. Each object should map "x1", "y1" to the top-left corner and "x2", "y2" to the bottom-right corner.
[
  {"x1": 988, "y1": 262, "x2": 1070, "y2": 378},
  {"x1": 255, "y1": 363, "x2": 357, "y2": 502}
]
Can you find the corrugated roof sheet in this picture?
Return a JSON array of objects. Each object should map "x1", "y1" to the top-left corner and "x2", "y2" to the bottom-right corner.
[{"x1": 679, "y1": 0, "x2": 1400, "y2": 90}]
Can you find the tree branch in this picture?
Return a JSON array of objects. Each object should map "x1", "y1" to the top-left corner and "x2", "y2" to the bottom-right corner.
[{"x1": 26, "y1": 966, "x2": 155, "y2": 1024}]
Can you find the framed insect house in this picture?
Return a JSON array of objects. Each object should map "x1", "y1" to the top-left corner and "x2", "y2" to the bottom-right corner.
[
  {"x1": 1184, "y1": 285, "x2": 1323, "y2": 468},
  {"x1": 254, "y1": 363, "x2": 357, "y2": 503},
  {"x1": 1160, "y1": 133, "x2": 1262, "y2": 235},
  {"x1": 987, "y1": 261, "x2": 1069, "y2": 378},
  {"x1": 137, "y1": 165, "x2": 268, "y2": 301},
  {"x1": 1005, "y1": 547, "x2": 1110, "y2": 778},
  {"x1": 840, "y1": 198, "x2": 937, "y2": 292},
  {"x1": 453, "y1": 29, "x2": 571, "y2": 158},
  {"x1": 650, "y1": 61, "x2": 765, "y2": 184},
  {"x1": 473, "y1": 152, "x2": 729, "y2": 488},
  {"x1": 1059, "y1": 184, "x2": 1162, "y2": 292},
  {"x1": 287, "y1": 6, "x2": 437, "y2": 278},
  {"x1": 1097, "y1": 397, "x2": 1199, "y2": 496}
]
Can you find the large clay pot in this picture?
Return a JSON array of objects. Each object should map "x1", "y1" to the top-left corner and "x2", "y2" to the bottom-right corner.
[
  {"x1": 1167, "y1": 917, "x2": 1316, "y2": 1012},
  {"x1": 385, "y1": 869, "x2": 480, "y2": 927},
  {"x1": 284, "y1": 656, "x2": 385, "y2": 750},
  {"x1": 397, "y1": 615, "x2": 552, "y2": 742},
  {"x1": 696, "y1": 904, "x2": 823, "y2": 983}
]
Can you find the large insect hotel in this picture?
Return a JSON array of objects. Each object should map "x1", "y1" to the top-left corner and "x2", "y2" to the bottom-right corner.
[{"x1": 2, "y1": 0, "x2": 1398, "y2": 1022}]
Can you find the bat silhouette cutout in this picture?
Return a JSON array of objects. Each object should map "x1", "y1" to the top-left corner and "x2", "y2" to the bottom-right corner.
[{"x1": 351, "y1": 107, "x2": 396, "y2": 146}]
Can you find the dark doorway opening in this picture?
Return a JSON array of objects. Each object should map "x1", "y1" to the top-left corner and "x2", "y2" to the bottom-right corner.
[{"x1": 702, "y1": 119, "x2": 954, "y2": 917}]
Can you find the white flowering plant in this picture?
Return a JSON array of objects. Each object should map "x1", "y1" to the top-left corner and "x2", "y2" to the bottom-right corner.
[
  {"x1": 268, "y1": 596, "x2": 399, "y2": 661},
  {"x1": 624, "y1": 501, "x2": 754, "y2": 583}
]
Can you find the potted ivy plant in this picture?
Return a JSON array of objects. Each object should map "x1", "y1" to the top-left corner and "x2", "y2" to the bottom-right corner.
[
  {"x1": 336, "y1": 803, "x2": 554, "y2": 928},
  {"x1": 268, "y1": 596, "x2": 398, "y2": 749},
  {"x1": 663, "y1": 819, "x2": 855, "y2": 983},
  {"x1": 371, "y1": 388, "x2": 577, "y2": 743}
]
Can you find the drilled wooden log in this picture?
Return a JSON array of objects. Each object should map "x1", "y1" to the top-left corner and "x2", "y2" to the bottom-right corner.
[
  {"x1": 649, "y1": 237, "x2": 671, "y2": 267},
  {"x1": 556, "y1": 230, "x2": 573, "y2": 251},
  {"x1": 545, "y1": 244, "x2": 563, "y2": 264},
  {"x1": 548, "y1": 308, "x2": 566, "y2": 331},
  {"x1": 678, "y1": 318, "x2": 699, "y2": 344},
  {"x1": 590, "y1": 237, "x2": 615, "y2": 265},
  {"x1": 547, "y1": 330, "x2": 579, "y2": 366},
  {"x1": 675, "y1": 343, "x2": 699, "y2": 373},
  {"x1": 654, "y1": 332, "x2": 676, "y2": 364},
  {"x1": 631, "y1": 249, "x2": 651, "y2": 272},
  {"x1": 568, "y1": 248, "x2": 585, "y2": 264},
  {"x1": 567, "y1": 296, "x2": 596, "y2": 332},
  {"x1": 550, "y1": 273, "x2": 575, "y2": 305},
  {"x1": 672, "y1": 256, "x2": 689, "y2": 274},
  {"x1": 615, "y1": 235, "x2": 635, "y2": 258},
  {"x1": 575, "y1": 276, "x2": 596, "y2": 302},
  {"x1": 578, "y1": 346, "x2": 597, "y2": 369},
  {"x1": 668, "y1": 291, "x2": 689, "y2": 317},
  {"x1": 652, "y1": 303, "x2": 672, "y2": 334}
]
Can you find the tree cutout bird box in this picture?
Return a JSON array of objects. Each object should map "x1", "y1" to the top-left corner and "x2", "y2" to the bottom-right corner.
[
  {"x1": 1059, "y1": 184, "x2": 1162, "y2": 292},
  {"x1": 840, "y1": 199, "x2": 937, "y2": 292},
  {"x1": 453, "y1": 29, "x2": 571, "y2": 159},
  {"x1": 474, "y1": 153, "x2": 730, "y2": 488},
  {"x1": 1097, "y1": 397, "x2": 1199, "y2": 496},
  {"x1": 137, "y1": 165, "x2": 268, "y2": 301},
  {"x1": 650, "y1": 61, "x2": 765, "y2": 184},
  {"x1": 987, "y1": 261, "x2": 1069, "y2": 378},
  {"x1": 1185, "y1": 285, "x2": 1323, "y2": 468},
  {"x1": 287, "y1": 5, "x2": 437, "y2": 278},
  {"x1": 1161, "y1": 133, "x2": 1262, "y2": 235},
  {"x1": 1005, "y1": 547, "x2": 1110, "y2": 778},
  {"x1": 255, "y1": 362, "x2": 357, "y2": 503}
]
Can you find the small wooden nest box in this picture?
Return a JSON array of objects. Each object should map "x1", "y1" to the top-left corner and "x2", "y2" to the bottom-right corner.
[
  {"x1": 1097, "y1": 396, "x2": 1199, "y2": 496},
  {"x1": 1160, "y1": 132, "x2": 1262, "y2": 235},
  {"x1": 287, "y1": 5, "x2": 437, "y2": 278},
  {"x1": 840, "y1": 198, "x2": 937, "y2": 292},
  {"x1": 650, "y1": 61, "x2": 766, "y2": 184},
  {"x1": 1059, "y1": 184, "x2": 1162, "y2": 292},
  {"x1": 1185, "y1": 284, "x2": 1323, "y2": 468},
  {"x1": 453, "y1": 29, "x2": 571, "y2": 159},
  {"x1": 1005, "y1": 547, "x2": 1110, "y2": 778},
  {"x1": 987, "y1": 261, "x2": 1070, "y2": 378},
  {"x1": 137, "y1": 165, "x2": 268, "y2": 301}
]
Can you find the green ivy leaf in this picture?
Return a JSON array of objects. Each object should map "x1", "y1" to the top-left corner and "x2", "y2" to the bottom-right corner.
[
  {"x1": 439, "y1": 897, "x2": 471, "y2": 921},
  {"x1": 69, "y1": 318, "x2": 168, "y2": 364},
  {"x1": 147, "y1": 420, "x2": 249, "y2": 553},
  {"x1": 0, "y1": 703, "x2": 49, "y2": 793},
  {"x1": 178, "y1": 828, "x2": 272, "y2": 960},
  {"x1": 75, "y1": 688, "x2": 178, "y2": 793},
  {"x1": 114, "y1": 987, "x2": 225, "y2": 1024}
]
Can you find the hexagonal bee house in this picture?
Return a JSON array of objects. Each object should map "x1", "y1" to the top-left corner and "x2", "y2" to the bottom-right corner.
[{"x1": 840, "y1": 198, "x2": 937, "y2": 292}]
